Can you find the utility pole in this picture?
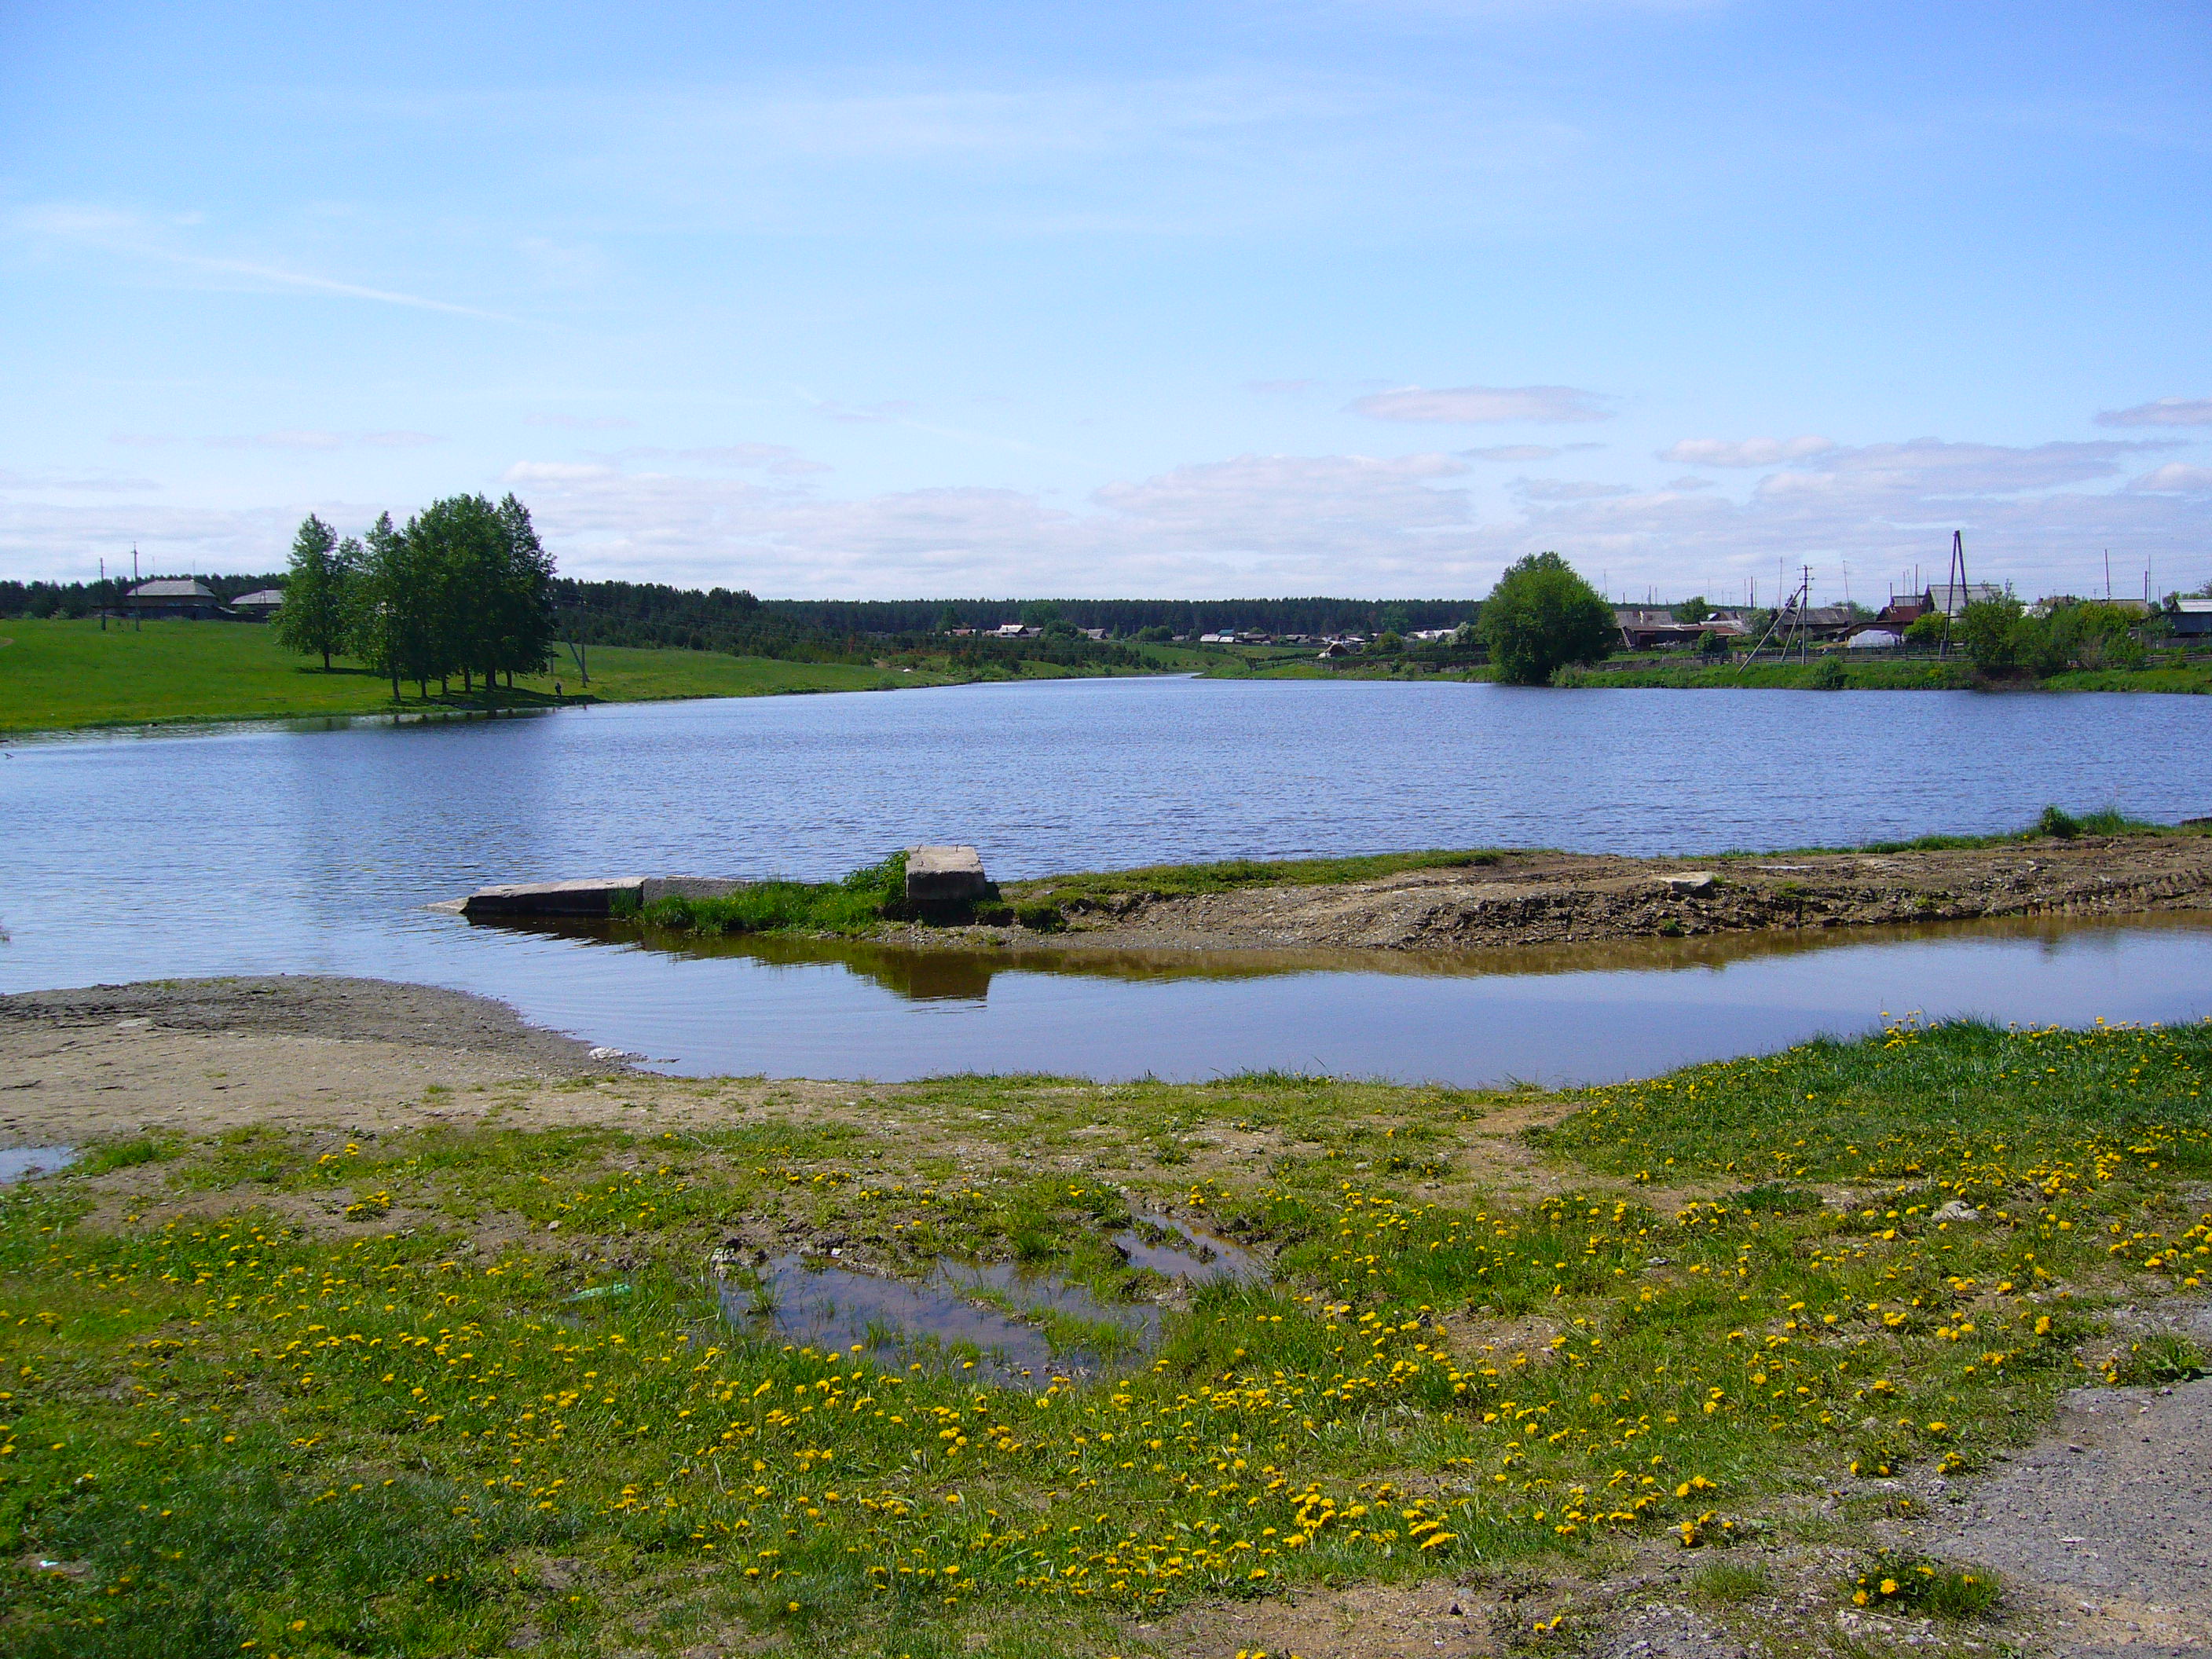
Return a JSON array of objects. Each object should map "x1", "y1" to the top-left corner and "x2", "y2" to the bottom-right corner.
[
  {"x1": 99, "y1": 556, "x2": 106, "y2": 631},
  {"x1": 1938, "y1": 531, "x2": 1968, "y2": 660},
  {"x1": 132, "y1": 545, "x2": 141, "y2": 630}
]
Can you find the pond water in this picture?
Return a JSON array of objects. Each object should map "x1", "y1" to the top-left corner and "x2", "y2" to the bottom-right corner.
[{"x1": 5, "y1": 676, "x2": 2211, "y2": 1082}]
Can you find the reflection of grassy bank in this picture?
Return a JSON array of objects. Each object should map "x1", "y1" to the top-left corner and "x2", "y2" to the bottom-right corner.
[
  {"x1": 0, "y1": 618, "x2": 1163, "y2": 734},
  {"x1": 7, "y1": 1019, "x2": 2209, "y2": 1654},
  {"x1": 492, "y1": 904, "x2": 2212, "y2": 1003}
]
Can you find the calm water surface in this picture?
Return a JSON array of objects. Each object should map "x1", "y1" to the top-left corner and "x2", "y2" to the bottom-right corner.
[{"x1": 6, "y1": 676, "x2": 2211, "y2": 1082}]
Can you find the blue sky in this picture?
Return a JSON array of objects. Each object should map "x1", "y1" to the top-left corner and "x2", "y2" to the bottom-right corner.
[{"x1": 4, "y1": 0, "x2": 2208, "y2": 601}]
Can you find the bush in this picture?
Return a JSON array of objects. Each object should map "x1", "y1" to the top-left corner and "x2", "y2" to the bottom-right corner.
[
  {"x1": 641, "y1": 853, "x2": 909, "y2": 936},
  {"x1": 1807, "y1": 654, "x2": 1847, "y2": 689},
  {"x1": 1479, "y1": 551, "x2": 1615, "y2": 685},
  {"x1": 2036, "y1": 805, "x2": 2082, "y2": 839},
  {"x1": 1958, "y1": 595, "x2": 2025, "y2": 672},
  {"x1": 1014, "y1": 902, "x2": 1067, "y2": 932}
]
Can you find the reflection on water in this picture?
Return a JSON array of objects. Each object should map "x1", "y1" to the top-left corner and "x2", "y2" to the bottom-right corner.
[
  {"x1": 463, "y1": 909, "x2": 2212, "y2": 1085},
  {"x1": 468, "y1": 909, "x2": 2211, "y2": 1005},
  {"x1": 1115, "y1": 1213, "x2": 1267, "y2": 1285},
  {"x1": 0, "y1": 1147, "x2": 76, "y2": 1185},
  {"x1": 713, "y1": 1215, "x2": 1269, "y2": 1387}
]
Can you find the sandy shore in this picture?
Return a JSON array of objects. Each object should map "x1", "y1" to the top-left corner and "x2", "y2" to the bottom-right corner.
[{"x1": 0, "y1": 976, "x2": 742, "y2": 1143}]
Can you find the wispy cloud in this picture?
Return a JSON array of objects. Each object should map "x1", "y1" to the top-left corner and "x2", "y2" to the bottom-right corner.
[
  {"x1": 1460, "y1": 442, "x2": 1605, "y2": 461},
  {"x1": 526, "y1": 413, "x2": 637, "y2": 430},
  {"x1": 0, "y1": 468, "x2": 161, "y2": 493},
  {"x1": 617, "y1": 444, "x2": 831, "y2": 476},
  {"x1": 202, "y1": 430, "x2": 442, "y2": 451},
  {"x1": 1349, "y1": 384, "x2": 1613, "y2": 423},
  {"x1": 2095, "y1": 397, "x2": 2212, "y2": 428},
  {"x1": 2128, "y1": 463, "x2": 2212, "y2": 493},
  {"x1": 14, "y1": 203, "x2": 526, "y2": 324},
  {"x1": 1662, "y1": 435, "x2": 1834, "y2": 466}
]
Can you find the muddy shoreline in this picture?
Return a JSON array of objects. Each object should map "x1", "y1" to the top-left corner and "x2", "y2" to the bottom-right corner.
[{"x1": 966, "y1": 831, "x2": 2212, "y2": 954}]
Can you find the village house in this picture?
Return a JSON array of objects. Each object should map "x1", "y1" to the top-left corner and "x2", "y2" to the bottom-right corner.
[
  {"x1": 230, "y1": 588, "x2": 285, "y2": 620},
  {"x1": 125, "y1": 578, "x2": 225, "y2": 620}
]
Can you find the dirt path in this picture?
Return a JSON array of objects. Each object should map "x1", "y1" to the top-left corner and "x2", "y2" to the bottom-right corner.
[
  {"x1": 1925, "y1": 1361, "x2": 2212, "y2": 1658},
  {"x1": 993, "y1": 832, "x2": 2212, "y2": 953}
]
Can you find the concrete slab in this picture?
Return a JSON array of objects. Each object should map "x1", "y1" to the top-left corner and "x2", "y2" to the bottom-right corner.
[
  {"x1": 461, "y1": 878, "x2": 646, "y2": 918},
  {"x1": 906, "y1": 845, "x2": 988, "y2": 904}
]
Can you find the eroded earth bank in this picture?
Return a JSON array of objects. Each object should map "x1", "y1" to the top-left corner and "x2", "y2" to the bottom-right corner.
[{"x1": 989, "y1": 831, "x2": 2212, "y2": 954}]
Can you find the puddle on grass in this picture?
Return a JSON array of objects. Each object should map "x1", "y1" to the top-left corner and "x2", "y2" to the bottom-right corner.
[
  {"x1": 1114, "y1": 1212, "x2": 1267, "y2": 1286},
  {"x1": 716, "y1": 1214, "x2": 1270, "y2": 1387},
  {"x1": 0, "y1": 1147, "x2": 76, "y2": 1185}
]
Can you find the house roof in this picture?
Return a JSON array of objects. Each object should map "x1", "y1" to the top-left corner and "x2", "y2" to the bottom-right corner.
[
  {"x1": 233, "y1": 588, "x2": 285, "y2": 607},
  {"x1": 130, "y1": 578, "x2": 215, "y2": 599}
]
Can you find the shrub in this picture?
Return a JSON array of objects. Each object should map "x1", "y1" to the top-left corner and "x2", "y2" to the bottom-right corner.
[
  {"x1": 1480, "y1": 551, "x2": 1615, "y2": 685},
  {"x1": 1014, "y1": 902, "x2": 1067, "y2": 933},
  {"x1": 1807, "y1": 654, "x2": 1847, "y2": 689},
  {"x1": 641, "y1": 852, "x2": 908, "y2": 937},
  {"x1": 2036, "y1": 805, "x2": 2082, "y2": 839}
]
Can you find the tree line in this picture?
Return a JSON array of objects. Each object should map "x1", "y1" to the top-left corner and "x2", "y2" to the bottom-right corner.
[
  {"x1": 541, "y1": 584, "x2": 1481, "y2": 648},
  {"x1": 274, "y1": 494, "x2": 558, "y2": 697}
]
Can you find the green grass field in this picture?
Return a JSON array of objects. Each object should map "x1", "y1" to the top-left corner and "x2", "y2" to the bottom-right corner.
[
  {"x1": 3, "y1": 1019, "x2": 2207, "y2": 1656},
  {"x1": 0, "y1": 620, "x2": 1137, "y2": 735}
]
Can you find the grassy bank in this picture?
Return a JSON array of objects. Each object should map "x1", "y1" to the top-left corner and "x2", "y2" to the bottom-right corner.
[
  {"x1": 1199, "y1": 648, "x2": 2212, "y2": 694},
  {"x1": 0, "y1": 620, "x2": 1152, "y2": 735},
  {"x1": 3, "y1": 1018, "x2": 2207, "y2": 1656}
]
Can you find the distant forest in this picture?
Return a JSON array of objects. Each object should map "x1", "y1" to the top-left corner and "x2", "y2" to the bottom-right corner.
[
  {"x1": 2, "y1": 576, "x2": 1479, "y2": 653},
  {"x1": 548, "y1": 586, "x2": 1478, "y2": 654}
]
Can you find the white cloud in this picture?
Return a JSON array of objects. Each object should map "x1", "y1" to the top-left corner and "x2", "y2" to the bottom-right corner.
[
  {"x1": 1515, "y1": 478, "x2": 1632, "y2": 500},
  {"x1": 2128, "y1": 463, "x2": 2212, "y2": 493},
  {"x1": 1348, "y1": 384, "x2": 1613, "y2": 423},
  {"x1": 1662, "y1": 435, "x2": 1834, "y2": 467},
  {"x1": 9, "y1": 431, "x2": 2209, "y2": 603},
  {"x1": 504, "y1": 460, "x2": 621, "y2": 482},
  {"x1": 1759, "y1": 438, "x2": 2163, "y2": 500},
  {"x1": 1462, "y1": 444, "x2": 1564, "y2": 461},
  {"x1": 203, "y1": 430, "x2": 442, "y2": 451},
  {"x1": 2096, "y1": 397, "x2": 2212, "y2": 428},
  {"x1": 621, "y1": 444, "x2": 831, "y2": 476},
  {"x1": 0, "y1": 469, "x2": 160, "y2": 493}
]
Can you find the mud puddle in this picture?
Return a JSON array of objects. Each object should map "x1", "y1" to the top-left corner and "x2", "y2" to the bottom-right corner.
[
  {"x1": 716, "y1": 1212, "x2": 1269, "y2": 1386},
  {"x1": 0, "y1": 1146, "x2": 76, "y2": 1184}
]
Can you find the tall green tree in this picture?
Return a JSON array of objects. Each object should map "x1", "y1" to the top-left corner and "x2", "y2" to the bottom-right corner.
[
  {"x1": 355, "y1": 511, "x2": 446, "y2": 699},
  {"x1": 492, "y1": 493, "x2": 557, "y2": 688},
  {"x1": 1478, "y1": 551, "x2": 1616, "y2": 684},
  {"x1": 273, "y1": 514, "x2": 350, "y2": 669}
]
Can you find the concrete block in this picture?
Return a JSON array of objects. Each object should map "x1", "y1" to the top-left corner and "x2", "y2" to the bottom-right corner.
[
  {"x1": 906, "y1": 845, "x2": 988, "y2": 904},
  {"x1": 462, "y1": 878, "x2": 646, "y2": 918}
]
